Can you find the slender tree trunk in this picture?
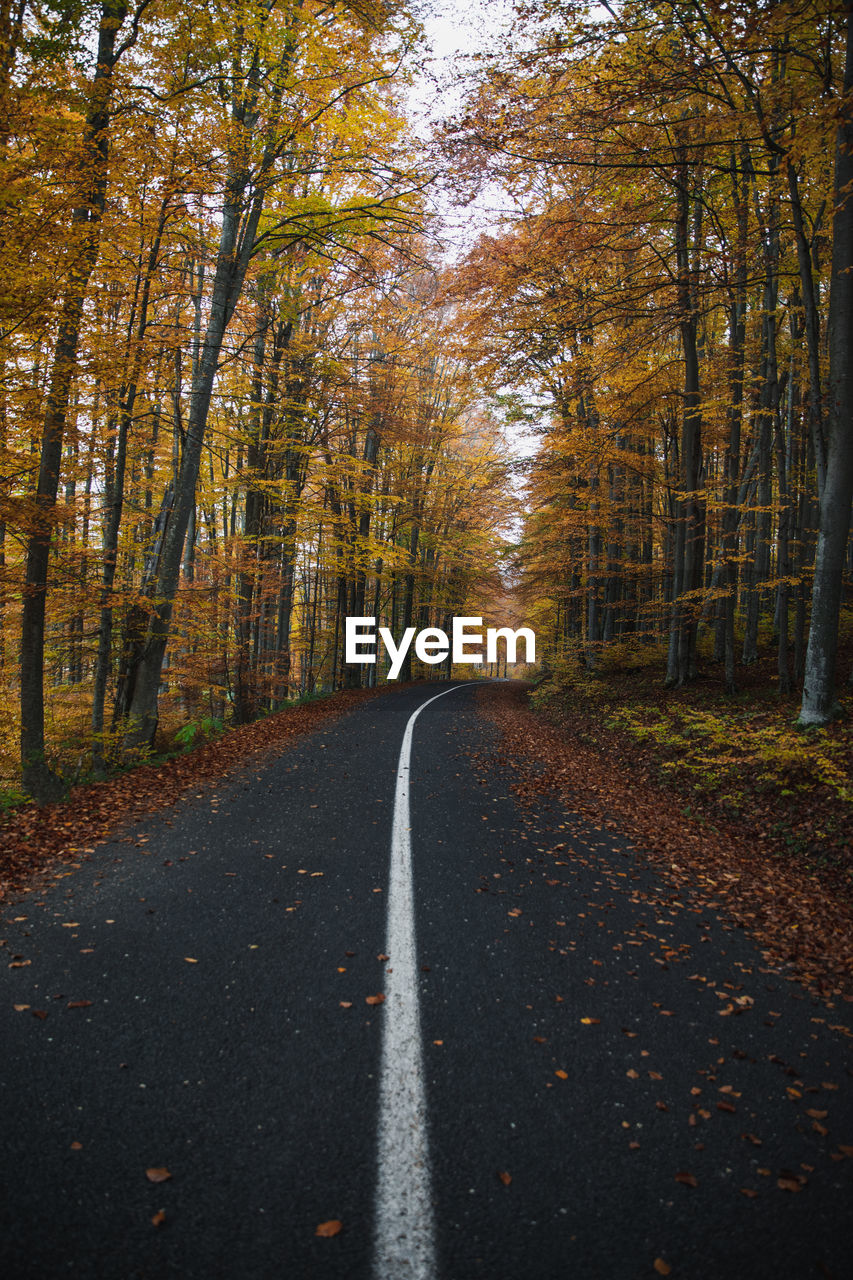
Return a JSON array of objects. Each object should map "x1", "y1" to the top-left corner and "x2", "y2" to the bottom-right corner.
[
  {"x1": 666, "y1": 155, "x2": 705, "y2": 687},
  {"x1": 787, "y1": 161, "x2": 827, "y2": 496},
  {"x1": 91, "y1": 198, "x2": 169, "y2": 770},
  {"x1": 800, "y1": 10, "x2": 853, "y2": 725},
  {"x1": 20, "y1": 0, "x2": 128, "y2": 800},
  {"x1": 123, "y1": 179, "x2": 267, "y2": 746},
  {"x1": 721, "y1": 155, "x2": 749, "y2": 691},
  {"x1": 775, "y1": 399, "x2": 792, "y2": 696},
  {"x1": 122, "y1": 7, "x2": 298, "y2": 745}
]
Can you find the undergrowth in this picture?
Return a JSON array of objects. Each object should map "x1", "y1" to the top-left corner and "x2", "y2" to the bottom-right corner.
[{"x1": 530, "y1": 642, "x2": 853, "y2": 878}]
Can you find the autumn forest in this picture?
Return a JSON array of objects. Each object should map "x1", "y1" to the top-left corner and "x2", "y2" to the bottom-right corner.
[{"x1": 1, "y1": 0, "x2": 852, "y2": 807}]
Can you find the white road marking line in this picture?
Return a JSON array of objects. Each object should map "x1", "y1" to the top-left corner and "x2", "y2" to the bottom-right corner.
[{"x1": 374, "y1": 684, "x2": 467, "y2": 1280}]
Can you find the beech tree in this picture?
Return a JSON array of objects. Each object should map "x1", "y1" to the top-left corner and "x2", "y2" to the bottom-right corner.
[
  {"x1": 18, "y1": 0, "x2": 149, "y2": 799},
  {"x1": 800, "y1": 5, "x2": 853, "y2": 725}
]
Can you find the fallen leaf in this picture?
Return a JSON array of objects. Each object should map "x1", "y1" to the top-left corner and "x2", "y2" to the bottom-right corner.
[
  {"x1": 339, "y1": 1002, "x2": 352, "y2": 1009},
  {"x1": 13, "y1": 1004, "x2": 29, "y2": 1012},
  {"x1": 740, "y1": 1188, "x2": 758, "y2": 1198},
  {"x1": 716, "y1": 1100, "x2": 736, "y2": 1114},
  {"x1": 67, "y1": 1000, "x2": 92, "y2": 1009},
  {"x1": 32, "y1": 1010, "x2": 47, "y2": 1020},
  {"x1": 377, "y1": 954, "x2": 389, "y2": 962},
  {"x1": 184, "y1": 958, "x2": 198, "y2": 964},
  {"x1": 675, "y1": 1171, "x2": 697, "y2": 1187},
  {"x1": 805, "y1": 1109, "x2": 827, "y2": 1119},
  {"x1": 366, "y1": 994, "x2": 385, "y2": 1006},
  {"x1": 777, "y1": 1175, "x2": 803, "y2": 1192},
  {"x1": 315, "y1": 1220, "x2": 342, "y2": 1238},
  {"x1": 653, "y1": 1260, "x2": 671, "y2": 1276},
  {"x1": 498, "y1": 1171, "x2": 512, "y2": 1186},
  {"x1": 70, "y1": 1141, "x2": 82, "y2": 1150},
  {"x1": 145, "y1": 1167, "x2": 172, "y2": 1183},
  {"x1": 151, "y1": 1210, "x2": 166, "y2": 1227},
  {"x1": 626, "y1": 1069, "x2": 639, "y2": 1079},
  {"x1": 555, "y1": 1069, "x2": 568, "y2": 1080},
  {"x1": 580, "y1": 1017, "x2": 600, "y2": 1025}
]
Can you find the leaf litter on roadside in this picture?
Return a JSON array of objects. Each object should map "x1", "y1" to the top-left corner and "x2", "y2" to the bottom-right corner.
[{"x1": 0, "y1": 688, "x2": 382, "y2": 903}]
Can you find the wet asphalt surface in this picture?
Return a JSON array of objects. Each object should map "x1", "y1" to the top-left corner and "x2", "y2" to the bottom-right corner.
[{"x1": 1, "y1": 681, "x2": 851, "y2": 1279}]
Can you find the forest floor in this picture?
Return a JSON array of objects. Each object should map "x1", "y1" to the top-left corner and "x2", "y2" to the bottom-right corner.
[
  {"x1": 479, "y1": 650, "x2": 853, "y2": 1001},
  {"x1": 0, "y1": 686, "x2": 383, "y2": 907}
]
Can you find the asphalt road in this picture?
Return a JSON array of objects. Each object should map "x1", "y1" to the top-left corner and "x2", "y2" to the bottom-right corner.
[{"x1": 1, "y1": 681, "x2": 851, "y2": 1280}]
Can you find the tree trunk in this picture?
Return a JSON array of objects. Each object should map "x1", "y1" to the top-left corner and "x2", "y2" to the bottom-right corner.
[
  {"x1": 20, "y1": 0, "x2": 128, "y2": 801},
  {"x1": 123, "y1": 177, "x2": 268, "y2": 747},
  {"x1": 799, "y1": 10, "x2": 853, "y2": 725},
  {"x1": 666, "y1": 154, "x2": 705, "y2": 687},
  {"x1": 91, "y1": 198, "x2": 169, "y2": 770}
]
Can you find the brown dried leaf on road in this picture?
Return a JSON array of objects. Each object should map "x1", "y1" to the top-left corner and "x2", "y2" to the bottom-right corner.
[{"x1": 315, "y1": 1220, "x2": 342, "y2": 1238}]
